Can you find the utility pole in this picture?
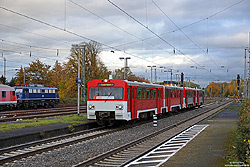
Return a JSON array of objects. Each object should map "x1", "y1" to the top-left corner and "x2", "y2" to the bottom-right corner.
[
  {"x1": 72, "y1": 44, "x2": 85, "y2": 116},
  {"x1": 154, "y1": 68, "x2": 157, "y2": 83},
  {"x1": 119, "y1": 57, "x2": 130, "y2": 80},
  {"x1": 186, "y1": 77, "x2": 191, "y2": 87},
  {"x1": 244, "y1": 48, "x2": 248, "y2": 98},
  {"x1": 82, "y1": 46, "x2": 86, "y2": 104},
  {"x1": 147, "y1": 65, "x2": 156, "y2": 83},
  {"x1": 3, "y1": 57, "x2": 6, "y2": 80},
  {"x1": 23, "y1": 67, "x2": 25, "y2": 85}
]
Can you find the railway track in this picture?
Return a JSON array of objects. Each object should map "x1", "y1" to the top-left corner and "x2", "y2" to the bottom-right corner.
[
  {"x1": 0, "y1": 106, "x2": 87, "y2": 122},
  {"x1": 0, "y1": 118, "x2": 154, "y2": 165},
  {"x1": 0, "y1": 99, "x2": 233, "y2": 166},
  {"x1": 0, "y1": 126, "x2": 115, "y2": 165},
  {"x1": 73, "y1": 99, "x2": 233, "y2": 167}
]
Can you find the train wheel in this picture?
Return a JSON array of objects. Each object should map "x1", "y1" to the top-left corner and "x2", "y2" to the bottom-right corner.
[
  {"x1": 105, "y1": 120, "x2": 115, "y2": 127},
  {"x1": 33, "y1": 104, "x2": 38, "y2": 109}
]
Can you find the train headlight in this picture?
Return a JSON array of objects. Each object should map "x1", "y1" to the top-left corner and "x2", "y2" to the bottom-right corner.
[
  {"x1": 115, "y1": 104, "x2": 123, "y2": 110},
  {"x1": 88, "y1": 104, "x2": 95, "y2": 110}
]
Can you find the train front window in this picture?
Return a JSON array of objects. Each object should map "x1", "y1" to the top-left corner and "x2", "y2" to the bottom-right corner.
[
  {"x1": 15, "y1": 89, "x2": 23, "y2": 93},
  {"x1": 89, "y1": 87, "x2": 123, "y2": 100}
]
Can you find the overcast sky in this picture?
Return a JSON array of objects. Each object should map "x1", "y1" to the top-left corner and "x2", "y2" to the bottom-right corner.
[{"x1": 0, "y1": 0, "x2": 249, "y2": 87}]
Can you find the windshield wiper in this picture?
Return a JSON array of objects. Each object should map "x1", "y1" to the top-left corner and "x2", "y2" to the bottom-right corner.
[{"x1": 105, "y1": 91, "x2": 112, "y2": 102}]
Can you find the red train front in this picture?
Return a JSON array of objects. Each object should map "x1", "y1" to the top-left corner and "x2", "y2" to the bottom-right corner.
[{"x1": 87, "y1": 79, "x2": 205, "y2": 126}]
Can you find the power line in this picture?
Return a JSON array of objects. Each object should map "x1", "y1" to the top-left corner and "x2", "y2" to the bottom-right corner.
[
  {"x1": 107, "y1": 0, "x2": 218, "y2": 77},
  {"x1": 151, "y1": 0, "x2": 220, "y2": 68},
  {"x1": 0, "y1": 5, "x2": 169, "y2": 68}
]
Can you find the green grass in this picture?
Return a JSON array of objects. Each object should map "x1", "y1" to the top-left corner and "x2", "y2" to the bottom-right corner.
[{"x1": 0, "y1": 114, "x2": 87, "y2": 132}]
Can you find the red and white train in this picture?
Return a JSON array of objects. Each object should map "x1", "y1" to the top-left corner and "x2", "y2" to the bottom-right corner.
[
  {"x1": 87, "y1": 79, "x2": 205, "y2": 125},
  {"x1": 0, "y1": 84, "x2": 17, "y2": 110}
]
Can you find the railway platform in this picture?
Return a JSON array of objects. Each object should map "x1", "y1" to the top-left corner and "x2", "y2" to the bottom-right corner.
[
  {"x1": 0, "y1": 119, "x2": 96, "y2": 148},
  {"x1": 161, "y1": 103, "x2": 240, "y2": 167}
]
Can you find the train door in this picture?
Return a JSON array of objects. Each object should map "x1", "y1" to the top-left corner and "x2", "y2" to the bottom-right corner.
[
  {"x1": 127, "y1": 87, "x2": 131, "y2": 114},
  {"x1": 130, "y1": 86, "x2": 137, "y2": 120},
  {"x1": 24, "y1": 88, "x2": 29, "y2": 99},
  {"x1": 156, "y1": 89, "x2": 161, "y2": 114}
]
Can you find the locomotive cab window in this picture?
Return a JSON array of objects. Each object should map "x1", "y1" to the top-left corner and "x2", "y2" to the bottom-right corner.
[{"x1": 15, "y1": 89, "x2": 23, "y2": 93}]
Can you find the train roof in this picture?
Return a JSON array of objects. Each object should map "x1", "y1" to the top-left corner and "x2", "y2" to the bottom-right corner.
[
  {"x1": 0, "y1": 84, "x2": 14, "y2": 89},
  {"x1": 15, "y1": 84, "x2": 57, "y2": 89},
  {"x1": 88, "y1": 79, "x2": 203, "y2": 91},
  {"x1": 126, "y1": 80, "x2": 164, "y2": 88}
]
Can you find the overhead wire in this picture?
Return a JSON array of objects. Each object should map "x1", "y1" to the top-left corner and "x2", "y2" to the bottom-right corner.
[
  {"x1": 0, "y1": 5, "x2": 168, "y2": 67},
  {"x1": 151, "y1": 0, "x2": 220, "y2": 67},
  {"x1": 107, "y1": 0, "x2": 218, "y2": 77}
]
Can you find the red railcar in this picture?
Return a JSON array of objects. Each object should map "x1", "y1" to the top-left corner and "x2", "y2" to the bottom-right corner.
[
  {"x1": 0, "y1": 85, "x2": 17, "y2": 110},
  {"x1": 87, "y1": 79, "x2": 205, "y2": 125}
]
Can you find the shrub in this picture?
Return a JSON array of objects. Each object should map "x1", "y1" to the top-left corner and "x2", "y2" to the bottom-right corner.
[{"x1": 235, "y1": 99, "x2": 250, "y2": 163}]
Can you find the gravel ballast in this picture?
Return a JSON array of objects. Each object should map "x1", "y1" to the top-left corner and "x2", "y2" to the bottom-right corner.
[{"x1": 3, "y1": 100, "x2": 230, "y2": 167}]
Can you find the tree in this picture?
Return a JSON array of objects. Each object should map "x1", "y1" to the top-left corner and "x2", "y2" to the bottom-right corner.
[
  {"x1": 49, "y1": 61, "x2": 66, "y2": 98},
  {"x1": 113, "y1": 67, "x2": 149, "y2": 82},
  {"x1": 15, "y1": 66, "x2": 25, "y2": 84},
  {"x1": 63, "y1": 41, "x2": 110, "y2": 98},
  {"x1": 0, "y1": 75, "x2": 7, "y2": 84},
  {"x1": 15, "y1": 59, "x2": 51, "y2": 85},
  {"x1": 8, "y1": 77, "x2": 16, "y2": 87}
]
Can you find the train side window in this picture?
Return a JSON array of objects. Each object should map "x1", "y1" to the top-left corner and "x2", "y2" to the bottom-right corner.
[
  {"x1": 135, "y1": 88, "x2": 137, "y2": 100},
  {"x1": 29, "y1": 89, "x2": 32, "y2": 93},
  {"x1": 142, "y1": 88, "x2": 145, "y2": 99},
  {"x1": 132, "y1": 88, "x2": 134, "y2": 100},
  {"x1": 154, "y1": 89, "x2": 156, "y2": 99},
  {"x1": 146, "y1": 88, "x2": 149, "y2": 99},
  {"x1": 150, "y1": 89, "x2": 153, "y2": 99},
  {"x1": 41, "y1": 89, "x2": 45, "y2": 93},
  {"x1": 45, "y1": 89, "x2": 49, "y2": 93},
  {"x1": 127, "y1": 88, "x2": 129, "y2": 100},
  {"x1": 138, "y1": 88, "x2": 141, "y2": 99},
  {"x1": 12, "y1": 91, "x2": 15, "y2": 96},
  {"x1": 160, "y1": 90, "x2": 162, "y2": 98},
  {"x1": 2, "y1": 91, "x2": 6, "y2": 98}
]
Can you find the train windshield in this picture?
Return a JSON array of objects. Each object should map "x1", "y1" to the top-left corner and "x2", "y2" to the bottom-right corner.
[
  {"x1": 89, "y1": 87, "x2": 123, "y2": 100},
  {"x1": 15, "y1": 89, "x2": 23, "y2": 93}
]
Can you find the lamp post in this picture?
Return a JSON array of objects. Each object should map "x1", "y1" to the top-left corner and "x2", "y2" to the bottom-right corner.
[
  {"x1": 119, "y1": 57, "x2": 130, "y2": 80},
  {"x1": 147, "y1": 65, "x2": 156, "y2": 83}
]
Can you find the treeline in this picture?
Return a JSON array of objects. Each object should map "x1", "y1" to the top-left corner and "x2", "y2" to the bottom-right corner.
[
  {"x1": 206, "y1": 81, "x2": 243, "y2": 97},
  {"x1": 6, "y1": 41, "x2": 148, "y2": 100}
]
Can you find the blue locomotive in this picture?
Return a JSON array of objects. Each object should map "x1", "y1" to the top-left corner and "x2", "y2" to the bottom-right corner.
[{"x1": 15, "y1": 84, "x2": 59, "y2": 108}]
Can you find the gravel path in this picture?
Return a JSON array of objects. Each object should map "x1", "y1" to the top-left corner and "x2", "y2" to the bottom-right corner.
[{"x1": 2, "y1": 101, "x2": 226, "y2": 167}]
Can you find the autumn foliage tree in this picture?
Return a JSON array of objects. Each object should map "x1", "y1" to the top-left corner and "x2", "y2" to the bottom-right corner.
[{"x1": 206, "y1": 80, "x2": 243, "y2": 97}]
